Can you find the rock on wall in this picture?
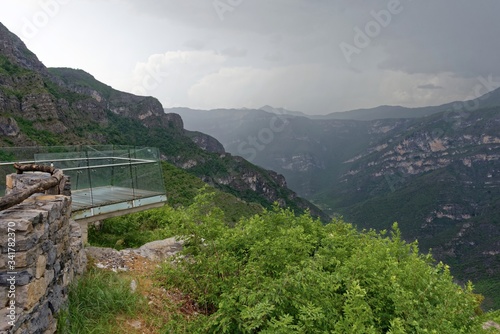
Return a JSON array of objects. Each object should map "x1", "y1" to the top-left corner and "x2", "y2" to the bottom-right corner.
[{"x1": 0, "y1": 179, "x2": 86, "y2": 333}]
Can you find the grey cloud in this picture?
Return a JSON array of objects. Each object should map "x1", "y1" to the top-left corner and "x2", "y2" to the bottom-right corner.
[
  {"x1": 221, "y1": 47, "x2": 247, "y2": 58},
  {"x1": 375, "y1": 1, "x2": 500, "y2": 77},
  {"x1": 115, "y1": 0, "x2": 339, "y2": 35},
  {"x1": 264, "y1": 51, "x2": 284, "y2": 62},
  {"x1": 89, "y1": 1, "x2": 500, "y2": 112},
  {"x1": 184, "y1": 39, "x2": 205, "y2": 50},
  {"x1": 3, "y1": 0, "x2": 498, "y2": 114},
  {"x1": 418, "y1": 84, "x2": 443, "y2": 90}
]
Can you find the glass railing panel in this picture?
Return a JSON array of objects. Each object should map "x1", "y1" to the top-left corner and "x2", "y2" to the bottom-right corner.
[{"x1": 0, "y1": 145, "x2": 166, "y2": 204}]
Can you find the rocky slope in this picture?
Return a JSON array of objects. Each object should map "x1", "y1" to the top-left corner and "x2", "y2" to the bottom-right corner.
[
  {"x1": 0, "y1": 22, "x2": 327, "y2": 221},
  {"x1": 333, "y1": 109, "x2": 500, "y2": 307}
]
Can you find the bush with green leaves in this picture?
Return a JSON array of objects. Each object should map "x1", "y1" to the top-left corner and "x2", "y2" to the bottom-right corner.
[
  {"x1": 161, "y1": 192, "x2": 486, "y2": 333},
  {"x1": 88, "y1": 205, "x2": 177, "y2": 249}
]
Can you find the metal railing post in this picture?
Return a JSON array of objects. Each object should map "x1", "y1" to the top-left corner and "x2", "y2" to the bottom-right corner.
[
  {"x1": 127, "y1": 148, "x2": 136, "y2": 198},
  {"x1": 85, "y1": 150, "x2": 94, "y2": 206}
]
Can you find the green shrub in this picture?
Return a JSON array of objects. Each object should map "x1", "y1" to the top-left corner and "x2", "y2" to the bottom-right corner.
[
  {"x1": 159, "y1": 193, "x2": 486, "y2": 333},
  {"x1": 15, "y1": 117, "x2": 61, "y2": 145},
  {"x1": 0, "y1": 55, "x2": 28, "y2": 76}
]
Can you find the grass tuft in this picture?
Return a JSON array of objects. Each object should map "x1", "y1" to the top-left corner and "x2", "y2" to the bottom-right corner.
[{"x1": 57, "y1": 267, "x2": 143, "y2": 333}]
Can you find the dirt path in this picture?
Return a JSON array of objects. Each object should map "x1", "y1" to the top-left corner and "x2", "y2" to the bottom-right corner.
[{"x1": 85, "y1": 240, "x2": 198, "y2": 333}]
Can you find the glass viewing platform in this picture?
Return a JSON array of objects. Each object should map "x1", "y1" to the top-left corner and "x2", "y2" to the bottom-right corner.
[{"x1": 0, "y1": 145, "x2": 167, "y2": 223}]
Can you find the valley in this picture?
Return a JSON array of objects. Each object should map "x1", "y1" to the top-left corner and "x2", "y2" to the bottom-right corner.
[{"x1": 174, "y1": 102, "x2": 500, "y2": 309}]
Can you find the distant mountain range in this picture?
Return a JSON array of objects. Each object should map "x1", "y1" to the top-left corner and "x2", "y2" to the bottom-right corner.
[
  {"x1": 259, "y1": 85, "x2": 500, "y2": 120},
  {"x1": 172, "y1": 89, "x2": 500, "y2": 309},
  {"x1": 259, "y1": 105, "x2": 309, "y2": 117}
]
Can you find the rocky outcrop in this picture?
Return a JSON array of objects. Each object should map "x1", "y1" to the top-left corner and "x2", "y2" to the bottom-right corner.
[
  {"x1": 210, "y1": 169, "x2": 287, "y2": 206},
  {"x1": 85, "y1": 237, "x2": 183, "y2": 271},
  {"x1": 196, "y1": 155, "x2": 329, "y2": 221},
  {"x1": 162, "y1": 112, "x2": 185, "y2": 130},
  {"x1": 0, "y1": 116, "x2": 19, "y2": 136},
  {"x1": 186, "y1": 131, "x2": 225, "y2": 154},
  {"x1": 279, "y1": 152, "x2": 325, "y2": 172},
  {"x1": 48, "y1": 67, "x2": 185, "y2": 130},
  {"x1": 482, "y1": 321, "x2": 500, "y2": 331}
]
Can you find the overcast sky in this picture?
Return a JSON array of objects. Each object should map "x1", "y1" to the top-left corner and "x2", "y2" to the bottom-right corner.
[{"x1": 1, "y1": 0, "x2": 499, "y2": 114}]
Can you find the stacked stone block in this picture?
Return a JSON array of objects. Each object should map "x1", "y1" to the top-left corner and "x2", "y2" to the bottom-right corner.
[{"x1": 0, "y1": 173, "x2": 85, "y2": 334}]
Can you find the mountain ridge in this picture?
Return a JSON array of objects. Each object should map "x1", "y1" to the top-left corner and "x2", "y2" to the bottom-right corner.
[
  {"x1": 215, "y1": 84, "x2": 500, "y2": 121},
  {"x1": 315, "y1": 85, "x2": 500, "y2": 120}
]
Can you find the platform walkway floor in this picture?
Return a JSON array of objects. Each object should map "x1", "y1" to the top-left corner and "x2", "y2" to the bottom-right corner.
[{"x1": 71, "y1": 186, "x2": 164, "y2": 211}]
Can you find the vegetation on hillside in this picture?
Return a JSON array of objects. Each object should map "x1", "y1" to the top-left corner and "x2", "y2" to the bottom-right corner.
[
  {"x1": 178, "y1": 105, "x2": 500, "y2": 309},
  {"x1": 14, "y1": 117, "x2": 61, "y2": 146},
  {"x1": 0, "y1": 54, "x2": 29, "y2": 76},
  {"x1": 78, "y1": 190, "x2": 499, "y2": 333},
  {"x1": 158, "y1": 193, "x2": 485, "y2": 333},
  {"x1": 48, "y1": 67, "x2": 115, "y2": 100}
]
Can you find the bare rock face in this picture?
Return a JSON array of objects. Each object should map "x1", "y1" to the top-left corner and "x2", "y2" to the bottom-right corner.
[
  {"x1": 0, "y1": 22, "x2": 48, "y2": 75},
  {"x1": 0, "y1": 116, "x2": 19, "y2": 136},
  {"x1": 135, "y1": 237, "x2": 184, "y2": 261},
  {"x1": 187, "y1": 131, "x2": 225, "y2": 154},
  {"x1": 85, "y1": 237, "x2": 184, "y2": 271},
  {"x1": 482, "y1": 321, "x2": 500, "y2": 331},
  {"x1": 163, "y1": 112, "x2": 184, "y2": 129},
  {"x1": 21, "y1": 92, "x2": 59, "y2": 121}
]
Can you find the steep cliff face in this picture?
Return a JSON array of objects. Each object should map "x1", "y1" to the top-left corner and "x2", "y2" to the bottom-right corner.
[
  {"x1": 48, "y1": 67, "x2": 186, "y2": 131},
  {"x1": 344, "y1": 113, "x2": 500, "y2": 180},
  {"x1": 197, "y1": 154, "x2": 328, "y2": 220},
  {"x1": 0, "y1": 26, "x2": 105, "y2": 146},
  {"x1": 339, "y1": 109, "x2": 500, "y2": 203},
  {"x1": 0, "y1": 22, "x2": 326, "y2": 220},
  {"x1": 0, "y1": 23, "x2": 47, "y2": 75},
  {"x1": 330, "y1": 109, "x2": 500, "y2": 305}
]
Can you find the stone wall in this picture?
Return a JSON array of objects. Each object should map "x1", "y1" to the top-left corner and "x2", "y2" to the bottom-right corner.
[{"x1": 0, "y1": 173, "x2": 86, "y2": 334}]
